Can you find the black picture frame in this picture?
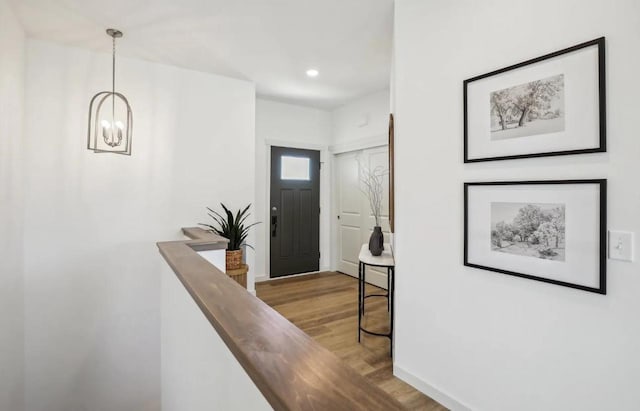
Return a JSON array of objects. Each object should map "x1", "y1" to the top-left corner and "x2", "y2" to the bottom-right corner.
[
  {"x1": 463, "y1": 37, "x2": 606, "y2": 163},
  {"x1": 464, "y1": 179, "x2": 607, "y2": 294}
]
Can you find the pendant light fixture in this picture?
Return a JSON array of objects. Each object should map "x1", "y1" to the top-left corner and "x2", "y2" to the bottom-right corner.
[{"x1": 87, "y1": 28, "x2": 133, "y2": 155}]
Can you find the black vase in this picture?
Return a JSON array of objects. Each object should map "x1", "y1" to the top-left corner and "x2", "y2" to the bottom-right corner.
[{"x1": 369, "y1": 226, "x2": 384, "y2": 256}]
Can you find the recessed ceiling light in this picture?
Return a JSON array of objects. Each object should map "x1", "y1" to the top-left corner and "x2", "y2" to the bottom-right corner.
[{"x1": 306, "y1": 69, "x2": 319, "y2": 78}]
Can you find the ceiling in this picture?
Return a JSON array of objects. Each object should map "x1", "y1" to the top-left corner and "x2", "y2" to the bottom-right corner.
[{"x1": 10, "y1": 0, "x2": 393, "y2": 109}]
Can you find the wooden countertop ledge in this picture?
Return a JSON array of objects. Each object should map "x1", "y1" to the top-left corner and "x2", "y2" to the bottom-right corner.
[{"x1": 157, "y1": 227, "x2": 406, "y2": 411}]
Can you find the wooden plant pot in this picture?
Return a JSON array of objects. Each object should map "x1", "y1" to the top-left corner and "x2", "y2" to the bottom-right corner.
[
  {"x1": 226, "y1": 264, "x2": 248, "y2": 289},
  {"x1": 226, "y1": 249, "x2": 243, "y2": 270}
]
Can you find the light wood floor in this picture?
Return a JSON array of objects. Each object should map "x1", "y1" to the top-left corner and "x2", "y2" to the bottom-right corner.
[{"x1": 256, "y1": 271, "x2": 447, "y2": 411}]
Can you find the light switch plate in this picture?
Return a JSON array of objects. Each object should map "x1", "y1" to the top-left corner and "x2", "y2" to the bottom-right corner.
[{"x1": 609, "y1": 231, "x2": 634, "y2": 262}]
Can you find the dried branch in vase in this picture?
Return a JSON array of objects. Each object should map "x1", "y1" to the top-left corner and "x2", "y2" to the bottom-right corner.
[{"x1": 358, "y1": 159, "x2": 388, "y2": 227}]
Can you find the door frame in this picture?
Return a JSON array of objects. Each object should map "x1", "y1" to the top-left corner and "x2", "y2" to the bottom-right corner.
[
  {"x1": 330, "y1": 135, "x2": 390, "y2": 287},
  {"x1": 261, "y1": 139, "x2": 330, "y2": 281}
]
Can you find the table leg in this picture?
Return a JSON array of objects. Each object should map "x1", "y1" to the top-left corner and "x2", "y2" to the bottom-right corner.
[
  {"x1": 389, "y1": 266, "x2": 394, "y2": 357},
  {"x1": 387, "y1": 267, "x2": 390, "y2": 312},
  {"x1": 361, "y1": 264, "x2": 366, "y2": 316},
  {"x1": 358, "y1": 261, "x2": 362, "y2": 343}
]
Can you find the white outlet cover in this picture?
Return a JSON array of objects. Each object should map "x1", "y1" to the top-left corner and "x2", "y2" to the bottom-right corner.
[{"x1": 609, "y1": 231, "x2": 634, "y2": 262}]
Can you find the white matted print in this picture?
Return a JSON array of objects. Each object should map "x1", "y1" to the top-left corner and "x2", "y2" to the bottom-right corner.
[
  {"x1": 464, "y1": 180, "x2": 606, "y2": 294},
  {"x1": 464, "y1": 38, "x2": 605, "y2": 162}
]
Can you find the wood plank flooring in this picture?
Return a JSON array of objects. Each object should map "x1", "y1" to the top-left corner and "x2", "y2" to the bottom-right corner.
[{"x1": 256, "y1": 272, "x2": 447, "y2": 411}]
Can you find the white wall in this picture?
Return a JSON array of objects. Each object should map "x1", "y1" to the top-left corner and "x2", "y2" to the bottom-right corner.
[
  {"x1": 331, "y1": 89, "x2": 390, "y2": 150},
  {"x1": 329, "y1": 90, "x2": 391, "y2": 273},
  {"x1": 254, "y1": 98, "x2": 332, "y2": 280},
  {"x1": 161, "y1": 263, "x2": 271, "y2": 411},
  {"x1": 254, "y1": 94, "x2": 392, "y2": 280},
  {"x1": 0, "y1": 1, "x2": 25, "y2": 410},
  {"x1": 393, "y1": 1, "x2": 640, "y2": 410},
  {"x1": 23, "y1": 40, "x2": 255, "y2": 411}
]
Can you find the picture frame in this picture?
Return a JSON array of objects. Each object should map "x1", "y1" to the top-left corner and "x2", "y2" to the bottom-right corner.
[
  {"x1": 464, "y1": 37, "x2": 606, "y2": 163},
  {"x1": 464, "y1": 180, "x2": 607, "y2": 294}
]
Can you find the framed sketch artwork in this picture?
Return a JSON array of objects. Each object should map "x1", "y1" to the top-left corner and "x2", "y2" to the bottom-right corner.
[
  {"x1": 464, "y1": 38, "x2": 606, "y2": 162},
  {"x1": 464, "y1": 180, "x2": 606, "y2": 294}
]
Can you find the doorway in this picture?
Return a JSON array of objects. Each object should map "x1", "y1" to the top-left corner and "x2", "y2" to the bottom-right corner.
[
  {"x1": 270, "y1": 146, "x2": 321, "y2": 277},
  {"x1": 334, "y1": 146, "x2": 391, "y2": 289}
]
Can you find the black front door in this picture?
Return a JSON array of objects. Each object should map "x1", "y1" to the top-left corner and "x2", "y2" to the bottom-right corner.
[{"x1": 270, "y1": 146, "x2": 320, "y2": 277}]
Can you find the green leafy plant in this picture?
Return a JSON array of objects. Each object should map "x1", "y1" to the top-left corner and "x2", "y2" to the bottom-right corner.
[{"x1": 200, "y1": 203, "x2": 260, "y2": 251}]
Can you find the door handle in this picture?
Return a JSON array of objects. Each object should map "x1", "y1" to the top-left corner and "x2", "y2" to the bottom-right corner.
[{"x1": 271, "y1": 215, "x2": 278, "y2": 237}]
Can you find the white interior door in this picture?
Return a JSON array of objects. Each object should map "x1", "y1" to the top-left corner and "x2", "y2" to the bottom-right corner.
[{"x1": 335, "y1": 146, "x2": 390, "y2": 289}]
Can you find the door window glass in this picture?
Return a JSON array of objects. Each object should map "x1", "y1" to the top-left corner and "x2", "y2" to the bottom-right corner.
[{"x1": 281, "y1": 156, "x2": 310, "y2": 180}]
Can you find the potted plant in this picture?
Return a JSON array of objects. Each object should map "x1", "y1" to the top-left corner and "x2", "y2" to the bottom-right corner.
[{"x1": 201, "y1": 203, "x2": 259, "y2": 270}]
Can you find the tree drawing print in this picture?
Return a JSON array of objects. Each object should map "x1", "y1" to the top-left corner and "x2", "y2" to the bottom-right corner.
[
  {"x1": 490, "y1": 74, "x2": 565, "y2": 140},
  {"x1": 491, "y1": 202, "x2": 566, "y2": 261}
]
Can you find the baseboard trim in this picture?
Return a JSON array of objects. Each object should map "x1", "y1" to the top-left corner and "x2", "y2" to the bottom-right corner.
[{"x1": 393, "y1": 365, "x2": 472, "y2": 411}]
